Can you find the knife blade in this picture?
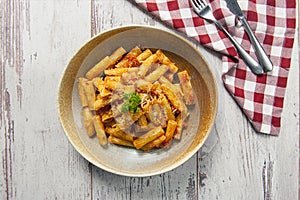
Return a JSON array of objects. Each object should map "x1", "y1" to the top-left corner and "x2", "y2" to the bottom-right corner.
[
  {"x1": 224, "y1": 0, "x2": 245, "y2": 18},
  {"x1": 224, "y1": 0, "x2": 273, "y2": 72}
]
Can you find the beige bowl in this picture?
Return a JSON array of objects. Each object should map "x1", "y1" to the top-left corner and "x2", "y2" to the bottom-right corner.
[{"x1": 58, "y1": 25, "x2": 218, "y2": 177}]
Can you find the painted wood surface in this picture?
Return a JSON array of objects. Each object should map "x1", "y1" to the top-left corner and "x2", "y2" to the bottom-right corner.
[{"x1": 0, "y1": 0, "x2": 298, "y2": 199}]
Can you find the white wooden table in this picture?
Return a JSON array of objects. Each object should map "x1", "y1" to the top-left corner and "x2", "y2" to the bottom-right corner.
[{"x1": 1, "y1": 0, "x2": 299, "y2": 199}]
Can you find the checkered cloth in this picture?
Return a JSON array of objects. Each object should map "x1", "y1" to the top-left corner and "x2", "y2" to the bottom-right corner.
[{"x1": 132, "y1": 0, "x2": 296, "y2": 135}]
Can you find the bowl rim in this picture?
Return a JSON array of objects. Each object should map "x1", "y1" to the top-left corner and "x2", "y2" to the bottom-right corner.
[{"x1": 57, "y1": 24, "x2": 218, "y2": 177}]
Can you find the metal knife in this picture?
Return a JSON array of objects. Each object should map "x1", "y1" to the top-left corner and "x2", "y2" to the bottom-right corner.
[{"x1": 224, "y1": 0, "x2": 273, "y2": 72}]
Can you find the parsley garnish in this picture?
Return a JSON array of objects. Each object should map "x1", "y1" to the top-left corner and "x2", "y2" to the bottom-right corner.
[{"x1": 121, "y1": 92, "x2": 141, "y2": 114}]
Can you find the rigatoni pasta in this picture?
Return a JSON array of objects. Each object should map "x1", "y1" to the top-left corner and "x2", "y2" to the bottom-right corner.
[
  {"x1": 93, "y1": 115, "x2": 107, "y2": 146},
  {"x1": 81, "y1": 107, "x2": 95, "y2": 137},
  {"x1": 78, "y1": 46, "x2": 195, "y2": 151}
]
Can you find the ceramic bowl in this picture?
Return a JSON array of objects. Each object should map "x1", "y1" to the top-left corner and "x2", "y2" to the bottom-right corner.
[{"x1": 58, "y1": 25, "x2": 218, "y2": 177}]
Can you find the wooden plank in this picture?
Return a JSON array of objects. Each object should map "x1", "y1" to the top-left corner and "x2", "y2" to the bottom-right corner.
[
  {"x1": 0, "y1": 0, "x2": 26, "y2": 198},
  {"x1": 272, "y1": 37, "x2": 299, "y2": 200},
  {"x1": 0, "y1": 0, "x2": 92, "y2": 199},
  {"x1": 91, "y1": 157, "x2": 198, "y2": 200},
  {"x1": 91, "y1": 0, "x2": 159, "y2": 37}
]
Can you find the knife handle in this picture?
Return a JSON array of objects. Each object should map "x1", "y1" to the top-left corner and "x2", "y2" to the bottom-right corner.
[
  {"x1": 240, "y1": 17, "x2": 273, "y2": 72},
  {"x1": 214, "y1": 21, "x2": 264, "y2": 75}
]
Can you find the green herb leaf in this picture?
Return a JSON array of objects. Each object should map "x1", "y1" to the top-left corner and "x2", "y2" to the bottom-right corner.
[
  {"x1": 130, "y1": 93, "x2": 141, "y2": 104},
  {"x1": 123, "y1": 93, "x2": 131, "y2": 100},
  {"x1": 121, "y1": 92, "x2": 141, "y2": 114},
  {"x1": 121, "y1": 102, "x2": 130, "y2": 113}
]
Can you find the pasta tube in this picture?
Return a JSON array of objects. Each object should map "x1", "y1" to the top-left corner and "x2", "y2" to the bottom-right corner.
[
  {"x1": 136, "y1": 79, "x2": 152, "y2": 92},
  {"x1": 93, "y1": 115, "x2": 107, "y2": 145},
  {"x1": 109, "y1": 47, "x2": 127, "y2": 65},
  {"x1": 159, "y1": 76, "x2": 183, "y2": 100},
  {"x1": 141, "y1": 135, "x2": 166, "y2": 151},
  {"x1": 165, "y1": 120, "x2": 177, "y2": 142},
  {"x1": 86, "y1": 56, "x2": 112, "y2": 80},
  {"x1": 108, "y1": 135, "x2": 134, "y2": 147},
  {"x1": 104, "y1": 80, "x2": 119, "y2": 90},
  {"x1": 115, "y1": 46, "x2": 141, "y2": 68},
  {"x1": 133, "y1": 126, "x2": 164, "y2": 149},
  {"x1": 93, "y1": 78, "x2": 111, "y2": 98},
  {"x1": 174, "y1": 113, "x2": 183, "y2": 140},
  {"x1": 130, "y1": 109, "x2": 145, "y2": 122},
  {"x1": 104, "y1": 67, "x2": 139, "y2": 76},
  {"x1": 144, "y1": 65, "x2": 169, "y2": 83},
  {"x1": 92, "y1": 77, "x2": 102, "y2": 90},
  {"x1": 138, "y1": 54, "x2": 158, "y2": 78},
  {"x1": 142, "y1": 54, "x2": 158, "y2": 66},
  {"x1": 137, "y1": 49, "x2": 152, "y2": 62},
  {"x1": 156, "y1": 49, "x2": 178, "y2": 75},
  {"x1": 128, "y1": 46, "x2": 142, "y2": 56},
  {"x1": 158, "y1": 94, "x2": 175, "y2": 121},
  {"x1": 137, "y1": 114, "x2": 148, "y2": 127},
  {"x1": 94, "y1": 98, "x2": 112, "y2": 110},
  {"x1": 104, "y1": 76, "x2": 121, "y2": 82},
  {"x1": 177, "y1": 70, "x2": 195, "y2": 105},
  {"x1": 101, "y1": 109, "x2": 113, "y2": 123},
  {"x1": 82, "y1": 107, "x2": 95, "y2": 137},
  {"x1": 105, "y1": 126, "x2": 134, "y2": 142},
  {"x1": 83, "y1": 80, "x2": 96, "y2": 110},
  {"x1": 99, "y1": 88, "x2": 112, "y2": 98},
  {"x1": 160, "y1": 84, "x2": 183, "y2": 112},
  {"x1": 78, "y1": 77, "x2": 88, "y2": 107}
]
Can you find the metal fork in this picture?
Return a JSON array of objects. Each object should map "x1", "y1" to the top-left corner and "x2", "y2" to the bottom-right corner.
[{"x1": 190, "y1": 0, "x2": 264, "y2": 75}]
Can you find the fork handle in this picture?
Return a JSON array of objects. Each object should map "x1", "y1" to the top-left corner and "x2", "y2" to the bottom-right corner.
[
  {"x1": 240, "y1": 17, "x2": 273, "y2": 72},
  {"x1": 214, "y1": 21, "x2": 263, "y2": 75}
]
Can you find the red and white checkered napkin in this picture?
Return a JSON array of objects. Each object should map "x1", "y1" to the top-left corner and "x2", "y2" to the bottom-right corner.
[{"x1": 133, "y1": 0, "x2": 296, "y2": 135}]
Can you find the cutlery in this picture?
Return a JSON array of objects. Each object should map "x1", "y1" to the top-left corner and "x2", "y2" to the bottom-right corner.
[
  {"x1": 224, "y1": 0, "x2": 273, "y2": 72},
  {"x1": 190, "y1": 0, "x2": 264, "y2": 75}
]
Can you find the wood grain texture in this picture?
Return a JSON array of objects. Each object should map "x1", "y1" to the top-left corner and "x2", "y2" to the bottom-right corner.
[
  {"x1": 1, "y1": 0, "x2": 92, "y2": 199},
  {"x1": 1, "y1": 1, "x2": 25, "y2": 198},
  {"x1": 0, "y1": 0, "x2": 299, "y2": 199}
]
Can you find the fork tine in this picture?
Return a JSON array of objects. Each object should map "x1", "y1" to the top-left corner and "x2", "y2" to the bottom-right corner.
[
  {"x1": 189, "y1": 0, "x2": 196, "y2": 10},
  {"x1": 194, "y1": 0, "x2": 201, "y2": 8},
  {"x1": 190, "y1": 0, "x2": 199, "y2": 10},
  {"x1": 190, "y1": 0, "x2": 206, "y2": 10},
  {"x1": 197, "y1": 0, "x2": 207, "y2": 8},
  {"x1": 195, "y1": 0, "x2": 205, "y2": 8}
]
